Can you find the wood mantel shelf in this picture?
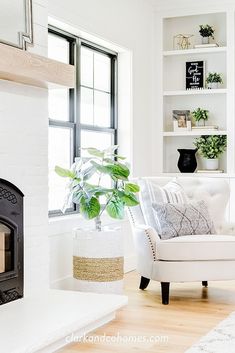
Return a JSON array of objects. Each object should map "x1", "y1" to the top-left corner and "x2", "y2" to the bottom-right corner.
[{"x1": 0, "y1": 43, "x2": 75, "y2": 89}]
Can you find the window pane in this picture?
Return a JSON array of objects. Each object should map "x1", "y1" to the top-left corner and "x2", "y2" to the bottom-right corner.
[
  {"x1": 81, "y1": 47, "x2": 93, "y2": 88},
  {"x1": 48, "y1": 33, "x2": 69, "y2": 64},
  {"x1": 49, "y1": 126, "x2": 72, "y2": 211},
  {"x1": 49, "y1": 89, "x2": 69, "y2": 121},
  {"x1": 81, "y1": 130, "x2": 113, "y2": 155},
  {"x1": 94, "y1": 53, "x2": 111, "y2": 92},
  {"x1": 94, "y1": 91, "x2": 111, "y2": 127},
  {"x1": 81, "y1": 87, "x2": 94, "y2": 125}
]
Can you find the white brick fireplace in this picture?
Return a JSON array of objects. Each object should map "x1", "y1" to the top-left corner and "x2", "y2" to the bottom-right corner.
[
  {"x1": 0, "y1": 0, "x2": 49, "y2": 296},
  {"x1": 0, "y1": 81, "x2": 49, "y2": 296}
]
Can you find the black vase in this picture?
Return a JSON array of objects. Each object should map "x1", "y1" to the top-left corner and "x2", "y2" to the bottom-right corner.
[{"x1": 177, "y1": 149, "x2": 197, "y2": 173}]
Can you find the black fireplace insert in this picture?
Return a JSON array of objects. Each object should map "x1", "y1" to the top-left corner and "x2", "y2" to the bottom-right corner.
[{"x1": 0, "y1": 179, "x2": 24, "y2": 305}]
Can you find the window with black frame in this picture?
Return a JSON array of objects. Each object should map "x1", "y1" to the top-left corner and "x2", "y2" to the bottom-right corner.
[{"x1": 48, "y1": 28, "x2": 118, "y2": 215}]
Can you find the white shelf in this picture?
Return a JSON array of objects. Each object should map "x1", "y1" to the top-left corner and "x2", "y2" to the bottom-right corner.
[
  {"x1": 163, "y1": 89, "x2": 227, "y2": 96},
  {"x1": 163, "y1": 46, "x2": 227, "y2": 56},
  {"x1": 163, "y1": 130, "x2": 227, "y2": 137}
]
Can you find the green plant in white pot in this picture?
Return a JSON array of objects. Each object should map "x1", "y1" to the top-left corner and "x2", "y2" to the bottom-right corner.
[
  {"x1": 55, "y1": 145, "x2": 139, "y2": 294},
  {"x1": 191, "y1": 107, "x2": 209, "y2": 127},
  {"x1": 194, "y1": 135, "x2": 227, "y2": 170},
  {"x1": 199, "y1": 24, "x2": 214, "y2": 44},
  {"x1": 206, "y1": 72, "x2": 223, "y2": 89}
]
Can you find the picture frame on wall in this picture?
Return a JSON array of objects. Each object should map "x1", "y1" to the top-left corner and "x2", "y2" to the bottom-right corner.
[
  {"x1": 185, "y1": 61, "x2": 205, "y2": 90},
  {"x1": 173, "y1": 110, "x2": 191, "y2": 131}
]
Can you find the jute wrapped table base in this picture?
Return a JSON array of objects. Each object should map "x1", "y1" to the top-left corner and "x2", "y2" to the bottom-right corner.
[{"x1": 73, "y1": 256, "x2": 124, "y2": 282}]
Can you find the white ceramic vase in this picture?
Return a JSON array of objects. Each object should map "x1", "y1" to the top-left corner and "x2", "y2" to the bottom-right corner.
[
  {"x1": 73, "y1": 227, "x2": 124, "y2": 294},
  {"x1": 203, "y1": 158, "x2": 219, "y2": 170},
  {"x1": 208, "y1": 82, "x2": 219, "y2": 89},
  {"x1": 202, "y1": 36, "x2": 209, "y2": 44}
]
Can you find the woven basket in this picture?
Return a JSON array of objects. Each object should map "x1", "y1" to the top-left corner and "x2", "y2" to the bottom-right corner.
[{"x1": 73, "y1": 227, "x2": 124, "y2": 294}]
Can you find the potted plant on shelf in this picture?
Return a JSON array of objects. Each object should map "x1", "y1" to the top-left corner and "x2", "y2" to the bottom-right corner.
[
  {"x1": 55, "y1": 145, "x2": 139, "y2": 294},
  {"x1": 192, "y1": 107, "x2": 209, "y2": 127},
  {"x1": 206, "y1": 72, "x2": 223, "y2": 89},
  {"x1": 199, "y1": 24, "x2": 214, "y2": 44},
  {"x1": 194, "y1": 135, "x2": 227, "y2": 170}
]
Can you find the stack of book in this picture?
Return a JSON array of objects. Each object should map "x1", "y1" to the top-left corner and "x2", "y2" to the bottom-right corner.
[
  {"x1": 196, "y1": 169, "x2": 224, "y2": 173},
  {"x1": 192, "y1": 125, "x2": 219, "y2": 130},
  {"x1": 194, "y1": 43, "x2": 219, "y2": 49}
]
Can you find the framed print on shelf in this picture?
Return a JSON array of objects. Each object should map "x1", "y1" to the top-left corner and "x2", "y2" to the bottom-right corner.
[
  {"x1": 186, "y1": 61, "x2": 205, "y2": 90},
  {"x1": 173, "y1": 110, "x2": 191, "y2": 131}
]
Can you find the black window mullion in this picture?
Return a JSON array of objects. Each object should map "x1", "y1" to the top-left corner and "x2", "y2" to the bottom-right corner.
[{"x1": 75, "y1": 37, "x2": 81, "y2": 159}]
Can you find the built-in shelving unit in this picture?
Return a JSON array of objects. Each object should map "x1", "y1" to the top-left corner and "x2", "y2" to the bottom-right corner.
[
  {"x1": 0, "y1": 43, "x2": 75, "y2": 89},
  {"x1": 158, "y1": 9, "x2": 233, "y2": 174}
]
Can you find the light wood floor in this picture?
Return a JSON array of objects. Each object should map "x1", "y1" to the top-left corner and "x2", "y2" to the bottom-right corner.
[{"x1": 60, "y1": 271, "x2": 235, "y2": 353}]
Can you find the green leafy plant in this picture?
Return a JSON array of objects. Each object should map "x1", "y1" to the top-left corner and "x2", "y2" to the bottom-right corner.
[
  {"x1": 206, "y1": 72, "x2": 223, "y2": 84},
  {"x1": 194, "y1": 135, "x2": 227, "y2": 159},
  {"x1": 55, "y1": 145, "x2": 140, "y2": 231},
  {"x1": 199, "y1": 24, "x2": 214, "y2": 38},
  {"x1": 192, "y1": 108, "x2": 209, "y2": 126}
]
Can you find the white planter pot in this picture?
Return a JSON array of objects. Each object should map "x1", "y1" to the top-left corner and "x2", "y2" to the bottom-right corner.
[
  {"x1": 203, "y1": 158, "x2": 219, "y2": 170},
  {"x1": 73, "y1": 227, "x2": 124, "y2": 294},
  {"x1": 202, "y1": 36, "x2": 209, "y2": 44},
  {"x1": 207, "y1": 82, "x2": 219, "y2": 89}
]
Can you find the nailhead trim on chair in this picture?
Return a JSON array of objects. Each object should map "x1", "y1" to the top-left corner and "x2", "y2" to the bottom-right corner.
[
  {"x1": 129, "y1": 207, "x2": 156, "y2": 261},
  {"x1": 144, "y1": 229, "x2": 156, "y2": 261}
]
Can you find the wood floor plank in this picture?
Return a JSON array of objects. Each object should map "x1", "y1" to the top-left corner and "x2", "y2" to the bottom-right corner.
[{"x1": 59, "y1": 271, "x2": 235, "y2": 353}]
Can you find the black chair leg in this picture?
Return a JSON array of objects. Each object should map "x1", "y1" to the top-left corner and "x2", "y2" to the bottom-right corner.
[
  {"x1": 139, "y1": 276, "x2": 150, "y2": 290},
  {"x1": 202, "y1": 281, "x2": 208, "y2": 287},
  {"x1": 161, "y1": 282, "x2": 170, "y2": 305}
]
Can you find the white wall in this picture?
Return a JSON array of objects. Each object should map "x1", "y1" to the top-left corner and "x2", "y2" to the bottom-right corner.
[{"x1": 0, "y1": 0, "x2": 49, "y2": 296}]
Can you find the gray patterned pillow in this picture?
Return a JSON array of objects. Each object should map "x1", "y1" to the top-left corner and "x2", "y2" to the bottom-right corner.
[
  {"x1": 152, "y1": 200, "x2": 216, "y2": 240},
  {"x1": 138, "y1": 178, "x2": 189, "y2": 231}
]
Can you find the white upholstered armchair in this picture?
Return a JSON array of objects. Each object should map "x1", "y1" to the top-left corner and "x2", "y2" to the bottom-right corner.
[{"x1": 128, "y1": 177, "x2": 235, "y2": 304}]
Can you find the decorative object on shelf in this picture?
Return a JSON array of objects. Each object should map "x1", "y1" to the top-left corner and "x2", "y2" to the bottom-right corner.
[
  {"x1": 173, "y1": 110, "x2": 191, "y2": 131},
  {"x1": 199, "y1": 24, "x2": 214, "y2": 45},
  {"x1": 173, "y1": 34, "x2": 194, "y2": 50},
  {"x1": 177, "y1": 149, "x2": 197, "y2": 173},
  {"x1": 194, "y1": 135, "x2": 227, "y2": 170},
  {"x1": 55, "y1": 145, "x2": 139, "y2": 294},
  {"x1": 186, "y1": 61, "x2": 205, "y2": 89},
  {"x1": 191, "y1": 107, "x2": 209, "y2": 127},
  {"x1": 0, "y1": 0, "x2": 33, "y2": 50},
  {"x1": 206, "y1": 72, "x2": 223, "y2": 89}
]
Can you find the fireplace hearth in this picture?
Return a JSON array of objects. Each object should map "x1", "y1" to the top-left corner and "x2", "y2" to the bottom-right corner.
[{"x1": 0, "y1": 179, "x2": 24, "y2": 305}]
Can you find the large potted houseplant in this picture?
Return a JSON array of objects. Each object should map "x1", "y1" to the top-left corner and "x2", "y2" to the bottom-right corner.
[
  {"x1": 199, "y1": 24, "x2": 214, "y2": 44},
  {"x1": 55, "y1": 145, "x2": 139, "y2": 294},
  {"x1": 194, "y1": 135, "x2": 227, "y2": 170},
  {"x1": 206, "y1": 72, "x2": 223, "y2": 89}
]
